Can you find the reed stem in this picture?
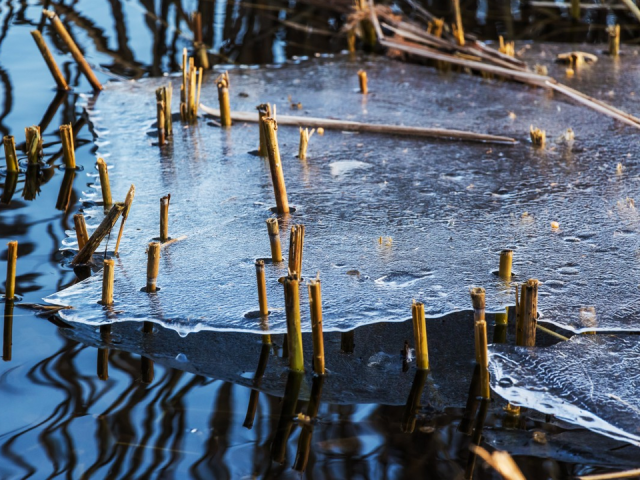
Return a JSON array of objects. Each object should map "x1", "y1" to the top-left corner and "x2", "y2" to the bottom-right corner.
[
  {"x1": 288, "y1": 225, "x2": 305, "y2": 280},
  {"x1": 498, "y1": 249, "x2": 513, "y2": 279},
  {"x1": 255, "y1": 260, "x2": 269, "y2": 317},
  {"x1": 114, "y1": 185, "x2": 135, "y2": 255},
  {"x1": 516, "y1": 279, "x2": 539, "y2": 346},
  {"x1": 43, "y1": 10, "x2": 103, "y2": 91},
  {"x1": 59, "y1": 124, "x2": 76, "y2": 169},
  {"x1": 357, "y1": 70, "x2": 368, "y2": 94},
  {"x1": 101, "y1": 259, "x2": 115, "y2": 306},
  {"x1": 262, "y1": 118, "x2": 290, "y2": 214},
  {"x1": 30, "y1": 30, "x2": 69, "y2": 90},
  {"x1": 5, "y1": 242, "x2": 17, "y2": 301},
  {"x1": 216, "y1": 72, "x2": 231, "y2": 127},
  {"x1": 284, "y1": 276, "x2": 304, "y2": 372},
  {"x1": 156, "y1": 94, "x2": 166, "y2": 146},
  {"x1": 25, "y1": 126, "x2": 42, "y2": 165},
  {"x1": 257, "y1": 104, "x2": 271, "y2": 156},
  {"x1": 529, "y1": 125, "x2": 546, "y2": 147},
  {"x1": 74, "y1": 214, "x2": 89, "y2": 250},
  {"x1": 146, "y1": 242, "x2": 161, "y2": 293},
  {"x1": 308, "y1": 278, "x2": 325, "y2": 375},
  {"x1": 96, "y1": 158, "x2": 112, "y2": 208},
  {"x1": 411, "y1": 301, "x2": 429, "y2": 370},
  {"x1": 298, "y1": 127, "x2": 315, "y2": 160},
  {"x1": 72, "y1": 204, "x2": 125, "y2": 265},
  {"x1": 470, "y1": 287, "x2": 490, "y2": 399},
  {"x1": 452, "y1": 0, "x2": 465, "y2": 45},
  {"x1": 3, "y1": 136, "x2": 19, "y2": 173},
  {"x1": 401, "y1": 369, "x2": 428, "y2": 432},
  {"x1": 160, "y1": 195, "x2": 170, "y2": 242},
  {"x1": 165, "y1": 84, "x2": 173, "y2": 136},
  {"x1": 608, "y1": 24, "x2": 620, "y2": 56},
  {"x1": 266, "y1": 218, "x2": 283, "y2": 262}
]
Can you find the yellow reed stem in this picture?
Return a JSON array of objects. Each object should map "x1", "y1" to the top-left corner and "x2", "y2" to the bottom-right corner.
[
  {"x1": 101, "y1": 259, "x2": 115, "y2": 306},
  {"x1": 146, "y1": 242, "x2": 161, "y2": 293},
  {"x1": 499, "y1": 249, "x2": 513, "y2": 279},
  {"x1": 411, "y1": 301, "x2": 429, "y2": 370},
  {"x1": 262, "y1": 118, "x2": 290, "y2": 214},
  {"x1": 452, "y1": 0, "x2": 465, "y2": 45},
  {"x1": 284, "y1": 276, "x2": 304, "y2": 372},
  {"x1": 25, "y1": 126, "x2": 42, "y2": 165},
  {"x1": 156, "y1": 88, "x2": 166, "y2": 146},
  {"x1": 298, "y1": 127, "x2": 315, "y2": 160},
  {"x1": 609, "y1": 24, "x2": 620, "y2": 56},
  {"x1": 257, "y1": 104, "x2": 271, "y2": 156},
  {"x1": 96, "y1": 158, "x2": 112, "y2": 208},
  {"x1": 73, "y1": 214, "x2": 89, "y2": 250},
  {"x1": 30, "y1": 30, "x2": 69, "y2": 90},
  {"x1": 357, "y1": 70, "x2": 368, "y2": 94},
  {"x1": 266, "y1": 218, "x2": 283, "y2": 262},
  {"x1": 160, "y1": 195, "x2": 170, "y2": 242},
  {"x1": 308, "y1": 278, "x2": 325, "y2": 375},
  {"x1": 216, "y1": 71, "x2": 231, "y2": 127},
  {"x1": 5, "y1": 241, "x2": 17, "y2": 300},
  {"x1": 255, "y1": 260, "x2": 268, "y2": 316},
  {"x1": 59, "y1": 124, "x2": 76, "y2": 169},
  {"x1": 114, "y1": 184, "x2": 135, "y2": 255},
  {"x1": 288, "y1": 225, "x2": 305, "y2": 280}
]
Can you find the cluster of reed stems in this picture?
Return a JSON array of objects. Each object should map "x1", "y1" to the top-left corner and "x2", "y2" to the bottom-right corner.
[{"x1": 180, "y1": 49, "x2": 203, "y2": 123}]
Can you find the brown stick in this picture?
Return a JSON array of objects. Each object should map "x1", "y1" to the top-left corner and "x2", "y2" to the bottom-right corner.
[
  {"x1": 202, "y1": 104, "x2": 517, "y2": 144},
  {"x1": 146, "y1": 242, "x2": 161, "y2": 293},
  {"x1": 262, "y1": 118, "x2": 290, "y2": 213},
  {"x1": 308, "y1": 278, "x2": 325, "y2": 375},
  {"x1": 30, "y1": 30, "x2": 69, "y2": 91},
  {"x1": 101, "y1": 259, "x2": 115, "y2": 305},
  {"x1": 266, "y1": 218, "x2": 283, "y2": 262},
  {"x1": 59, "y1": 124, "x2": 76, "y2": 169},
  {"x1": 2, "y1": 136, "x2": 19, "y2": 173},
  {"x1": 72, "y1": 204, "x2": 124, "y2": 265},
  {"x1": 5, "y1": 241, "x2": 18, "y2": 301},
  {"x1": 43, "y1": 10, "x2": 103, "y2": 91},
  {"x1": 74, "y1": 214, "x2": 89, "y2": 250},
  {"x1": 114, "y1": 185, "x2": 135, "y2": 255},
  {"x1": 255, "y1": 260, "x2": 268, "y2": 317},
  {"x1": 516, "y1": 279, "x2": 539, "y2": 346},
  {"x1": 96, "y1": 158, "x2": 112, "y2": 208},
  {"x1": 160, "y1": 195, "x2": 170, "y2": 242}
]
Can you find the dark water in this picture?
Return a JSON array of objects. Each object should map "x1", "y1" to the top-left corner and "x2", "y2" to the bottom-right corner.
[{"x1": 1, "y1": 1, "x2": 639, "y2": 478}]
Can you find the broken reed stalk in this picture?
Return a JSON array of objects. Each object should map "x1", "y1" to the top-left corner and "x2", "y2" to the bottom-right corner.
[
  {"x1": 5, "y1": 242, "x2": 17, "y2": 301},
  {"x1": 43, "y1": 10, "x2": 103, "y2": 91},
  {"x1": 608, "y1": 24, "x2": 620, "y2": 57},
  {"x1": 308, "y1": 278, "x2": 325, "y2": 375},
  {"x1": 160, "y1": 195, "x2": 170, "y2": 242},
  {"x1": 180, "y1": 51, "x2": 203, "y2": 123},
  {"x1": 499, "y1": 249, "x2": 513, "y2": 279},
  {"x1": 72, "y1": 204, "x2": 125, "y2": 265},
  {"x1": 288, "y1": 225, "x2": 305, "y2": 280},
  {"x1": 255, "y1": 260, "x2": 269, "y2": 316},
  {"x1": 146, "y1": 242, "x2": 161, "y2": 293},
  {"x1": 30, "y1": 30, "x2": 69, "y2": 90},
  {"x1": 284, "y1": 276, "x2": 304, "y2": 372},
  {"x1": 515, "y1": 279, "x2": 539, "y2": 347},
  {"x1": 266, "y1": 218, "x2": 283, "y2": 262},
  {"x1": 452, "y1": 0, "x2": 465, "y2": 46},
  {"x1": 411, "y1": 301, "x2": 429, "y2": 370},
  {"x1": 257, "y1": 104, "x2": 271, "y2": 156},
  {"x1": 73, "y1": 214, "x2": 90, "y2": 250},
  {"x1": 3, "y1": 136, "x2": 19, "y2": 173},
  {"x1": 59, "y1": 124, "x2": 76, "y2": 169},
  {"x1": 529, "y1": 126, "x2": 546, "y2": 147},
  {"x1": 164, "y1": 85, "x2": 173, "y2": 136},
  {"x1": 114, "y1": 185, "x2": 135, "y2": 255},
  {"x1": 216, "y1": 71, "x2": 231, "y2": 127},
  {"x1": 470, "y1": 287, "x2": 490, "y2": 399},
  {"x1": 25, "y1": 126, "x2": 42, "y2": 165},
  {"x1": 298, "y1": 127, "x2": 314, "y2": 160},
  {"x1": 357, "y1": 70, "x2": 368, "y2": 94},
  {"x1": 262, "y1": 118, "x2": 290, "y2": 213},
  {"x1": 101, "y1": 259, "x2": 115, "y2": 305},
  {"x1": 96, "y1": 158, "x2": 112, "y2": 208},
  {"x1": 156, "y1": 92, "x2": 166, "y2": 146},
  {"x1": 192, "y1": 12, "x2": 210, "y2": 69}
]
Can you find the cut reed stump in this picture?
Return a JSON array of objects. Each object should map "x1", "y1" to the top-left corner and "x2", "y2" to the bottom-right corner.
[
  {"x1": 298, "y1": 128, "x2": 314, "y2": 160},
  {"x1": 146, "y1": 242, "x2": 161, "y2": 293},
  {"x1": 160, "y1": 195, "x2": 170, "y2": 242},
  {"x1": 59, "y1": 124, "x2": 76, "y2": 169},
  {"x1": 73, "y1": 214, "x2": 89, "y2": 250},
  {"x1": 266, "y1": 218, "x2": 283, "y2": 262},
  {"x1": 25, "y1": 126, "x2": 42, "y2": 166},
  {"x1": 411, "y1": 301, "x2": 429, "y2": 370},
  {"x1": 284, "y1": 276, "x2": 304, "y2": 372},
  {"x1": 358, "y1": 70, "x2": 368, "y2": 94},
  {"x1": 3, "y1": 136, "x2": 19, "y2": 173},
  {"x1": 30, "y1": 30, "x2": 69, "y2": 91},
  {"x1": 96, "y1": 158, "x2": 112, "y2": 208},
  {"x1": 308, "y1": 278, "x2": 325, "y2": 375},
  {"x1": 608, "y1": 24, "x2": 620, "y2": 57},
  {"x1": 72, "y1": 204, "x2": 125, "y2": 265},
  {"x1": 529, "y1": 126, "x2": 546, "y2": 147},
  {"x1": 470, "y1": 287, "x2": 490, "y2": 399},
  {"x1": 114, "y1": 185, "x2": 135, "y2": 255},
  {"x1": 499, "y1": 249, "x2": 513, "y2": 280},
  {"x1": 4, "y1": 242, "x2": 18, "y2": 301},
  {"x1": 101, "y1": 259, "x2": 115, "y2": 306},
  {"x1": 255, "y1": 260, "x2": 269, "y2": 317},
  {"x1": 288, "y1": 225, "x2": 305, "y2": 280},
  {"x1": 216, "y1": 72, "x2": 231, "y2": 127},
  {"x1": 156, "y1": 93, "x2": 166, "y2": 146},
  {"x1": 257, "y1": 104, "x2": 271, "y2": 156},
  {"x1": 192, "y1": 12, "x2": 210, "y2": 69},
  {"x1": 262, "y1": 117, "x2": 290, "y2": 213},
  {"x1": 515, "y1": 279, "x2": 539, "y2": 346},
  {"x1": 155, "y1": 86, "x2": 173, "y2": 139},
  {"x1": 43, "y1": 10, "x2": 103, "y2": 91}
]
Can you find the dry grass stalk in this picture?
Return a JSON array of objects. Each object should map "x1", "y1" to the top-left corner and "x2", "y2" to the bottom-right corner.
[
  {"x1": 308, "y1": 277, "x2": 325, "y2": 375},
  {"x1": 298, "y1": 127, "x2": 315, "y2": 160},
  {"x1": 608, "y1": 24, "x2": 620, "y2": 57},
  {"x1": 160, "y1": 194, "x2": 170, "y2": 242},
  {"x1": 620, "y1": 0, "x2": 640, "y2": 22},
  {"x1": 30, "y1": 30, "x2": 69, "y2": 90},
  {"x1": 43, "y1": 10, "x2": 103, "y2": 91},
  {"x1": 180, "y1": 51, "x2": 203, "y2": 123},
  {"x1": 470, "y1": 287, "x2": 490, "y2": 399},
  {"x1": 498, "y1": 36, "x2": 514, "y2": 57},
  {"x1": 101, "y1": 259, "x2": 115, "y2": 306},
  {"x1": 96, "y1": 158, "x2": 112, "y2": 208},
  {"x1": 529, "y1": 126, "x2": 546, "y2": 147},
  {"x1": 288, "y1": 225, "x2": 305, "y2": 280},
  {"x1": 73, "y1": 214, "x2": 90, "y2": 250},
  {"x1": 358, "y1": 70, "x2": 368, "y2": 94},
  {"x1": 257, "y1": 104, "x2": 271, "y2": 156},
  {"x1": 25, "y1": 126, "x2": 42, "y2": 165},
  {"x1": 72, "y1": 204, "x2": 125, "y2": 265},
  {"x1": 472, "y1": 446, "x2": 526, "y2": 480},
  {"x1": 516, "y1": 279, "x2": 539, "y2": 346},
  {"x1": 146, "y1": 242, "x2": 161, "y2": 293},
  {"x1": 428, "y1": 18, "x2": 444, "y2": 37},
  {"x1": 411, "y1": 301, "x2": 429, "y2": 370},
  {"x1": 59, "y1": 124, "x2": 76, "y2": 169},
  {"x1": 255, "y1": 260, "x2": 269, "y2": 317},
  {"x1": 114, "y1": 185, "x2": 135, "y2": 255},
  {"x1": 216, "y1": 71, "x2": 231, "y2": 127},
  {"x1": 499, "y1": 249, "x2": 513, "y2": 279},
  {"x1": 452, "y1": 0, "x2": 465, "y2": 46},
  {"x1": 5, "y1": 241, "x2": 18, "y2": 300},
  {"x1": 262, "y1": 117, "x2": 290, "y2": 213},
  {"x1": 3, "y1": 136, "x2": 19, "y2": 173},
  {"x1": 266, "y1": 218, "x2": 283, "y2": 262},
  {"x1": 284, "y1": 276, "x2": 304, "y2": 372}
]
